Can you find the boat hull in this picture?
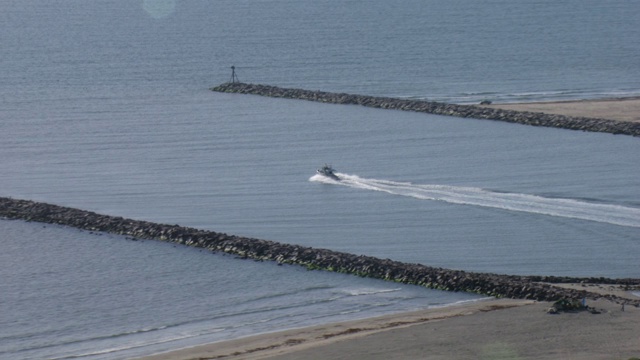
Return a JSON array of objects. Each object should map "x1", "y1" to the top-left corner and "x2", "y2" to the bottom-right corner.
[
  {"x1": 316, "y1": 165, "x2": 340, "y2": 180},
  {"x1": 317, "y1": 170, "x2": 339, "y2": 180}
]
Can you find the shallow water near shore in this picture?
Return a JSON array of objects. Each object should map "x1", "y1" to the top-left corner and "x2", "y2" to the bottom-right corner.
[
  {"x1": 1, "y1": 0, "x2": 639, "y2": 359},
  {"x1": 1, "y1": 219, "x2": 486, "y2": 360}
]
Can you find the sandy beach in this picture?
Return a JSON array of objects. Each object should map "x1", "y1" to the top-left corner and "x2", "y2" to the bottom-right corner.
[
  {"x1": 138, "y1": 97, "x2": 640, "y2": 360},
  {"x1": 139, "y1": 284, "x2": 640, "y2": 360},
  {"x1": 480, "y1": 96, "x2": 640, "y2": 123}
]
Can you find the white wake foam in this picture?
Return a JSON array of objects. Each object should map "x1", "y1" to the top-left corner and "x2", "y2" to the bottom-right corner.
[{"x1": 311, "y1": 173, "x2": 640, "y2": 228}]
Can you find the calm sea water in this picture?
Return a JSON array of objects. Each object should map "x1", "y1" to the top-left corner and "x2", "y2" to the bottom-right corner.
[{"x1": 1, "y1": 1, "x2": 639, "y2": 359}]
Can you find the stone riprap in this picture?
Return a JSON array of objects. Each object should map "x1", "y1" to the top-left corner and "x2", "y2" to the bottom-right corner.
[
  {"x1": 2, "y1": 196, "x2": 638, "y2": 306},
  {"x1": 211, "y1": 83, "x2": 640, "y2": 137}
]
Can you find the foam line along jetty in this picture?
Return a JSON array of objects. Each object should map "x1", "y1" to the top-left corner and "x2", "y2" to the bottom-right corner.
[
  {"x1": 211, "y1": 82, "x2": 640, "y2": 137},
  {"x1": 1, "y1": 196, "x2": 638, "y2": 307}
]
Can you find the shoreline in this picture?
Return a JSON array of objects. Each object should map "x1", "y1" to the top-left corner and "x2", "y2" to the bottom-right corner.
[
  {"x1": 138, "y1": 288, "x2": 640, "y2": 360},
  {"x1": 136, "y1": 298, "x2": 534, "y2": 360},
  {"x1": 2, "y1": 198, "x2": 639, "y2": 359}
]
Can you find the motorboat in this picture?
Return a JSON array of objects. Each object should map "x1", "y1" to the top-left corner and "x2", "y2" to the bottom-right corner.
[{"x1": 316, "y1": 164, "x2": 340, "y2": 180}]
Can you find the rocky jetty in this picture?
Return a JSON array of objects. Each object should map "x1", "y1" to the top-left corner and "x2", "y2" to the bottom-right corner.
[
  {"x1": 211, "y1": 82, "x2": 640, "y2": 137},
  {"x1": 2, "y1": 196, "x2": 638, "y2": 306}
]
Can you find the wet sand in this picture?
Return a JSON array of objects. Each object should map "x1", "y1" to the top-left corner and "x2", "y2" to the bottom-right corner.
[{"x1": 480, "y1": 96, "x2": 640, "y2": 123}]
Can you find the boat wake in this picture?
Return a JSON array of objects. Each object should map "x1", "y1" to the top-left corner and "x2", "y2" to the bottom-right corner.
[{"x1": 311, "y1": 173, "x2": 640, "y2": 228}]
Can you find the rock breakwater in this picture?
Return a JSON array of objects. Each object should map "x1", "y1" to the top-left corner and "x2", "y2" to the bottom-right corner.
[
  {"x1": 211, "y1": 83, "x2": 640, "y2": 137},
  {"x1": 2, "y1": 196, "x2": 638, "y2": 306}
]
